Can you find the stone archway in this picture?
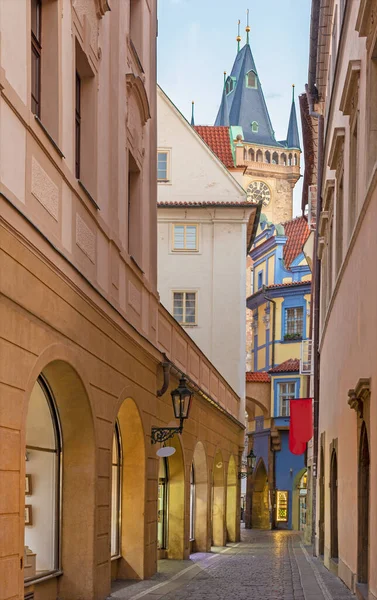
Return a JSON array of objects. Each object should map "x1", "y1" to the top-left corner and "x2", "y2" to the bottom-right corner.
[
  {"x1": 226, "y1": 455, "x2": 238, "y2": 543},
  {"x1": 30, "y1": 360, "x2": 96, "y2": 600},
  {"x1": 252, "y1": 459, "x2": 269, "y2": 529},
  {"x1": 358, "y1": 422, "x2": 370, "y2": 584},
  {"x1": 330, "y1": 450, "x2": 338, "y2": 560},
  {"x1": 212, "y1": 449, "x2": 225, "y2": 546},
  {"x1": 192, "y1": 441, "x2": 209, "y2": 552},
  {"x1": 292, "y1": 468, "x2": 307, "y2": 531},
  {"x1": 116, "y1": 397, "x2": 146, "y2": 580}
]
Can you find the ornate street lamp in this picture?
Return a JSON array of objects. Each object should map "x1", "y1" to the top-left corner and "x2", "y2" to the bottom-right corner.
[
  {"x1": 238, "y1": 449, "x2": 257, "y2": 479},
  {"x1": 151, "y1": 377, "x2": 193, "y2": 444}
]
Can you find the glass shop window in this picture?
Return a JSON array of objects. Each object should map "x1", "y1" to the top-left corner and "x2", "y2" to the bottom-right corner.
[
  {"x1": 24, "y1": 377, "x2": 61, "y2": 581},
  {"x1": 111, "y1": 423, "x2": 122, "y2": 558}
]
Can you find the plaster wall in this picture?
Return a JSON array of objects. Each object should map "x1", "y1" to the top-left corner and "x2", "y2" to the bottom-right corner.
[{"x1": 315, "y1": 0, "x2": 377, "y2": 595}]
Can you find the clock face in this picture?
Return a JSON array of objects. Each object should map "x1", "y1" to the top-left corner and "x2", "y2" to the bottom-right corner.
[{"x1": 247, "y1": 181, "x2": 271, "y2": 206}]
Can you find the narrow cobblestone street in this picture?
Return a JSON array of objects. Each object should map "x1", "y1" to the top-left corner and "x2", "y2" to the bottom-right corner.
[{"x1": 110, "y1": 529, "x2": 355, "y2": 600}]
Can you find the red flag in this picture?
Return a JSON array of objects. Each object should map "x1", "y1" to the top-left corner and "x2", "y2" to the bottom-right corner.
[{"x1": 289, "y1": 398, "x2": 313, "y2": 455}]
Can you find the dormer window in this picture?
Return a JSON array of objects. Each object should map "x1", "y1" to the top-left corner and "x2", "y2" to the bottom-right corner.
[
  {"x1": 252, "y1": 121, "x2": 258, "y2": 133},
  {"x1": 246, "y1": 70, "x2": 257, "y2": 89},
  {"x1": 225, "y1": 76, "x2": 236, "y2": 95}
]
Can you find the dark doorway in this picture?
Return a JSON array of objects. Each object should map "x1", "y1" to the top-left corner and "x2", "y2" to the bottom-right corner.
[
  {"x1": 358, "y1": 422, "x2": 370, "y2": 584},
  {"x1": 330, "y1": 450, "x2": 338, "y2": 559},
  {"x1": 319, "y1": 447, "x2": 325, "y2": 556}
]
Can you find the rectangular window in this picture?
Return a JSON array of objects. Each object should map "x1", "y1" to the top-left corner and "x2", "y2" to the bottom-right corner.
[
  {"x1": 158, "y1": 150, "x2": 169, "y2": 181},
  {"x1": 285, "y1": 307, "x2": 304, "y2": 338},
  {"x1": 173, "y1": 292, "x2": 197, "y2": 325},
  {"x1": 278, "y1": 382, "x2": 296, "y2": 417},
  {"x1": 258, "y1": 271, "x2": 263, "y2": 290},
  {"x1": 335, "y1": 175, "x2": 344, "y2": 275},
  {"x1": 250, "y1": 268, "x2": 254, "y2": 295},
  {"x1": 128, "y1": 152, "x2": 142, "y2": 264},
  {"x1": 31, "y1": 0, "x2": 42, "y2": 116},
  {"x1": 172, "y1": 224, "x2": 198, "y2": 251},
  {"x1": 349, "y1": 120, "x2": 358, "y2": 240},
  {"x1": 75, "y1": 72, "x2": 81, "y2": 179}
]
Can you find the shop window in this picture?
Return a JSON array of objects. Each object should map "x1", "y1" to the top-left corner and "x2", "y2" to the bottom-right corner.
[
  {"x1": 189, "y1": 464, "x2": 195, "y2": 541},
  {"x1": 158, "y1": 150, "x2": 170, "y2": 182},
  {"x1": 277, "y1": 382, "x2": 296, "y2": 417},
  {"x1": 158, "y1": 458, "x2": 168, "y2": 550},
  {"x1": 111, "y1": 423, "x2": 122, "y2": 558},
  {"x1": 172, "y1": 224, "x2": 198, "y2": 251},
  {"x1": 173, "y1": 291, "x2": 197, "y2": 325},
  {"x1": 24, "y1": 377, "x2": 61, "y2": 581},
  {"x1": 246, "y1": 70, "x2": 257, "y2": 89},
  {"x1": 284, "y1": 307, "x2": 303, "y2": 339}
]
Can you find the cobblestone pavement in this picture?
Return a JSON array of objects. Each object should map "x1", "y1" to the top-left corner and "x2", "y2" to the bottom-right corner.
[{"x1": 110, "y1": 529, "x2": 355, "y2": 600}]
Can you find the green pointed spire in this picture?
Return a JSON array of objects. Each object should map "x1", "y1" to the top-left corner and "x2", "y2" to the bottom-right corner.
[
  {"x1": 236, "y1": 20, "x2": 241, "y2": 53},
  {"x1": 246, "y1": 9, "x2": 250, "y2": 45}
]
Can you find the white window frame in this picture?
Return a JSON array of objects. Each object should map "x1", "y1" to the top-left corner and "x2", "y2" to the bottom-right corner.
[
  {"x1": 278, "y1": 381, "x2": 296, "y2": 417},
  {"x1": 172, "y1": 291, "x2": 198, "y2": 326},
  {"x1": 157, "y1": 148, "x2": 171, "y2": 183},
  {"x1": 285, "y1": 306, "x2": 304, "y2": 338},
  {"x1": 171, "y1": 223, "x2": 199, "y2": 252}
]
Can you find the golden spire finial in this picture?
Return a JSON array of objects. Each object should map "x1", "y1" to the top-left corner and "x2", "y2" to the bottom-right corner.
[
  {"x1": 236, "y1": 19, "x2": 241, "y2": 52},
  {"x1": 246, "y1": 9, "x2": 250, "y2": 33}
]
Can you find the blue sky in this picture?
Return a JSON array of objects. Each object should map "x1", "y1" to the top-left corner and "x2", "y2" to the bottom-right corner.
[{"x1": 157, "y1": 0, "x2": 311, "y2": 215}]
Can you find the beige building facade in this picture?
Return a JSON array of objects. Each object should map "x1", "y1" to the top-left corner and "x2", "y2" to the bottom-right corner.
[
  {"x1": 305, "y1": 1, "x2": 377, "y2": 598},
  {"x1": 0, "y1": 2, "x2": 244, "y2": 600}
]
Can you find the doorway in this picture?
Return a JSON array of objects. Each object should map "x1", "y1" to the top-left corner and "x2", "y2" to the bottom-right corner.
[
  {"x1": 358, "y1": 422, "x2": 370, "y2": 584},
  {"x1": 252, "y1": 460, "x2": 269, "y2": 529},
  {"x1": 330, "y1": 450, "x2": 338, "y2": 560},
  {"x1": 158, "y1": 458, "x2": 169, "y2": 556}
]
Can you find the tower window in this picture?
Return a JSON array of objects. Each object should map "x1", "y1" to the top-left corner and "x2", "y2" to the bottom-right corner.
[
  {"x1": 252, "y1": 121, "x2": 258, "y2": 133},
  {"x1": 226, "y1": 77, "x2": 236, "y2": 95},
  {"x1": 246, "y1": 70, "x2": 257, "y2": 89}
]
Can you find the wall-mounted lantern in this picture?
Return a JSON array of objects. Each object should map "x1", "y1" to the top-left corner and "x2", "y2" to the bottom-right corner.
[
  {"x1": 238, "y1": 449, "x2": 257, "y2": 479},
  {"x1": 151, "y1": 377, "x2": 193, "y2": 444}
]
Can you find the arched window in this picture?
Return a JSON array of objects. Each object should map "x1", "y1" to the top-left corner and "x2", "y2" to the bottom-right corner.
[
  {"x1": 246, "y1": 70, "x2": 257, "y2": 88},
  {"x1": 190, "y1": 464, "x2": 195, "y2": 541},
  {"x1": 24, "y1": 377, "x2": 61, "y2": 581},
  {"x1": 294, "y1": 153, "x2": 298, "y2": 166},
  {"x1": 158, "y1": 458, "x2": 168, "y2": 550},
  {"x1": 281, "y1": 153, "x2": 287, "y2": 166},
  {"x1": 225, "y1": 77, "x2": 235, "y2": 95},
  {"x1": 243, "y1": 148, "x2": 248, "y2": 161},
  {"x1": 252, "y1": 121, "x2": 258, "y2": 133},
  {"x1": 265, "y1": 151, "x2": 271, "y2": 164},
  {"x1": 272, "y1": 152, "x2": 279, "y2": 164},
  {"x1": 111, "y1": 422, "x2": 122, "y2": 557},
  {"x1": 256, "y1": 149, "x2": 263, "y2": 162},
  {"x1": 288, "y1": 153, "x2": 293, "y2": 166},
  {"x1": 248, "y1": 148, "x2": 255, "y2": 161}
]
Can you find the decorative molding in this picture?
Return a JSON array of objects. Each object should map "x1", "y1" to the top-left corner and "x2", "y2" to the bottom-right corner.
[
  {"x1": 319, "y1": 211, "x2": 329, "y2": 237},
  {"x1": 95, "y1": 0, "x2": 111, "y2": 17},
  {"x1": 328, "y1": 128, "x2": 345, "y2": 171},
  {"x1": 323, "y1": 179, "x2": 335, "y2": 212},
  {"x1": 31, "y1": 158, "x2": 59, "y2": 221},
  {"x1": 317, "y1": 236, "x2": 325, "y2": 260},
  {"x1": 355, "y1": 0, "x2": 377, "y2": 39},
  {"x1": 348, "y1": 378, "x2": 371, "y2": 418},
  {"x1": 340, "y1": 60, "x2": 361, "y2": 116},
  {"x1": 125, "y1": 73, "x2": 151, "y2": 124}
]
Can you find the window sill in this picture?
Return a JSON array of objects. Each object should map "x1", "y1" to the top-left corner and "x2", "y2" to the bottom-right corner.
[
  {"x1": 78, "y1": 180, "x2": 100, "y2": 210},
  {"x1": 181, "y1": 324, "x2": 198, "y2": 328},
  {"x1": 24, "y1": 569, "x2": 63, "y2": 587},
  {"x1": 34, "y1": 115, "x2": 65, "y2": 158},
  {"x1": 157, "y1": 180, "x2": 171, "y2": 184},
  {"x1": 282, "y1": 337, "x2": 303, "y2": 343},
  {"x1": 171, "y1": 249, "x2": 199, "y2": 253}
]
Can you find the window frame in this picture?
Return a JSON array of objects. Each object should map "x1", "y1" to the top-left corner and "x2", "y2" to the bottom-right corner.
[
  {"x1": 172, "y1": 290, "x2": 198, "y2": 326},
  {"x1": 225, "y1": 76, "x2": 236, "y2": 95},
  {"x1": 284, "y1": 306, "x2": 304, "y2": 339},
  {"x1": 276, "y1": 380, "x2": 297, "y2": 417},
  {"x1": 31, "y1": 0, "x2": 42, "y2": 117},
  {"x1": 257, "y1": 271, "x2": 263, "y2": 290},
  {"x1": 251, "y1": 121, "x2": 259, "y2": 133},
  {"x1": 24, "y1": 375, "x2": 62, "y2": 584},
  {"x1": 171, "y1": 224, "x2": 199, "y2": 252},
  {"x1": 246, "y1": 70, "x2": 257, "y2": 89},
  {"x1": 157, "y1": 149, "x2": 171, "y2": 183}
]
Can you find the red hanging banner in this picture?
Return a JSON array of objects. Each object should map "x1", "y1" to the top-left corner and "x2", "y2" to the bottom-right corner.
[{"x1": 289, "y1": 398, "x2": 313, "y2": 455}]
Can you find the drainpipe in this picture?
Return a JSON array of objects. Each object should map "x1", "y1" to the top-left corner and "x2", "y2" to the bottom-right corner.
[{"x1": 305, "y1": 0, "x2": 323, "y2": 552}]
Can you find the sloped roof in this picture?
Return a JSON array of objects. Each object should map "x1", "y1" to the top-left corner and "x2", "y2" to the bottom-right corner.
[
  {"x1": 269, "y1": 358, "x2": 300, "y2": 373},
  {"x1": 283, "y1": 216, "x2": 310, "y2": 268},
  {"x1": 215, "y1": 43, "x2": 280, "y2": 147},
  {"x1": 194, "y1": 126, "x2": 234, "y2": 168},
  {"x1": 158, "y1": 201, "x2": 253, "y2": 208},
  {"x1": 246, "y1": 371, "x2": 271, "y2": 383},
  {"x1": 286, "y1": 94, "x2": 301, "y2": 150}
]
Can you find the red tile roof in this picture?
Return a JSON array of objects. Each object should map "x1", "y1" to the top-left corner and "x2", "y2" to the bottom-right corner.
[
  {"x1": 267, "y1": 280, "x2": 310, "y2": 289},
  {"x1": 246, "y1": 372, "x2": 271, "y2": 383},
  {"x1": 158, "y1": 201, "x2": 253, "y2": 208},
  {"x1": 283, "y1": 216, "x2": 310, "y2": 269},
  {"x1": 269, "y1": 358, "x2": 300, "y2": 373},
  {"x1": 194, "y1": 126, "x2": 235, "y2": 169}
]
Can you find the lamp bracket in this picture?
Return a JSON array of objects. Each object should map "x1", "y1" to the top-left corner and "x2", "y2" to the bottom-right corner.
[
  {"x1": 151, "y1": 424, "x2": 183, "y2": 444},
  {"x1": 238, "y1": 471, "x2": 253, "y2": 479}
]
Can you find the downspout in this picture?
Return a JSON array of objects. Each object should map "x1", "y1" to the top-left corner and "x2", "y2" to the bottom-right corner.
[
  {"x1": 263, "y1": 287, "x2": 276, "y2": 528},
  {"x1": 305, "y1": 0, "x2": 323, "y2": 552}
]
